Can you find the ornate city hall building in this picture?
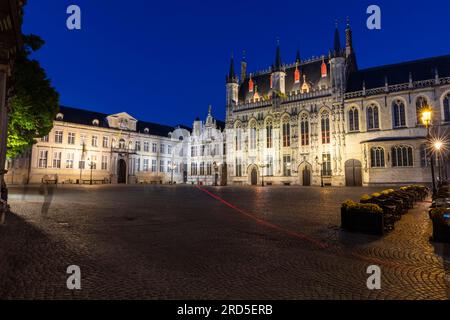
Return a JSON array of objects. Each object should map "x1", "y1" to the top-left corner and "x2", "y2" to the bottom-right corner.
[{"x1": 224, "y1": 23, "x2": 450, "y2": 186}]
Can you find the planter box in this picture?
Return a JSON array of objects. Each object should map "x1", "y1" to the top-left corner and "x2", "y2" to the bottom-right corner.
[
  {"x1": 341, "y1": 207, "x2": 384, "y2": 235},
  {"x1": 431, "y1": 219, "x2": 450, "y2": 243}
]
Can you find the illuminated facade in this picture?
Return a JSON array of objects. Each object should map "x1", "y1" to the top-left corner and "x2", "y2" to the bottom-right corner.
[{"x1": 225, "y1": 23, "x2": 450, "y2": 186}]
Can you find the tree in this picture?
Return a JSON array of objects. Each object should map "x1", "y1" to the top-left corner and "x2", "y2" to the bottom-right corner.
[{"x1": 6, "y1": 34, "x2": 59, "y2": 158}]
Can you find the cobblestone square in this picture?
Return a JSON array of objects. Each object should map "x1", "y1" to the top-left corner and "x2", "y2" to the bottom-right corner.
[{"x1": 1, "y1": 184, "x2": 449, "y2": 299}]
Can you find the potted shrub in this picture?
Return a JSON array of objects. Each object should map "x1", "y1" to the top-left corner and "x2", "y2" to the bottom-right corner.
[
  {"x1": 341, "y1": 200, "x2": 385, "y2": 235},
  {"x1": 429, "y1": 208, "x2": 450, "y2": 243}
]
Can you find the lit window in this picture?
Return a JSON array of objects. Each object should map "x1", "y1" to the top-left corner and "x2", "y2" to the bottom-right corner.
[
  {"x1": 391, "y1": 145, "x2": 413, "y2": 167},
  {"x1": 392, "y1": 99, "x2": 406, "y2": 128},
  {"x1": 370, "y1": 147, "x2": 385, "y2": 167}
]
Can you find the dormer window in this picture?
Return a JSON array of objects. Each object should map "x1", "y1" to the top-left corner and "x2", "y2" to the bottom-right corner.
[
  {"x1": 92, "y1": 119, "x2": 99, "y2": 126},
  {"x1": 119, "y1": 118, "x2": 128, "y2": 129},
  {"x1": 301, "y1": 75, "x2": 310, "y2": 93},
  {"x1": 144, "y1": 128, "x2": 149, "y2": 134},
  {"x1": 294, "y1": 67, "x2": 300, "y2": 83},
  {"x1": 248, "y1": 75, "x2": 254, "y2": 93},
  {"x1": 321, "y1": 59, "x2": 327, "y2": 78},
  {"x1": 56, "y1": 113, "x2": 64, "y2": 120}
]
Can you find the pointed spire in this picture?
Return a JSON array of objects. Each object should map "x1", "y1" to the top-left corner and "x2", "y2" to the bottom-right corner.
[
  {"x1": 241, "y1": 50, "x2": 247, "y2": 81},
  {"x1": 208, "y1": 105, "x2": 212, "y2": 115},
  {"x1": 273, "y1": 38, "x2": 283, "y2": 72},
  {"x1": 333, "y1": 20, "x2": 341, "y2": 55},
  {"x1": 296, "y1": 49, "x2": 301, "y2": 64},
  {"x1": 345, "y1": 17, "x2": 353, "y2": 53},
  {"x1": 226, "y1": 53, "x2": 238, "y2": 84}
]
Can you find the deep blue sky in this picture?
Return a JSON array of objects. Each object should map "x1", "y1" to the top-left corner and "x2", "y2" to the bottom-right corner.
[{"x1": 23, "y1": 0, "x2": 450, "y2": 127}]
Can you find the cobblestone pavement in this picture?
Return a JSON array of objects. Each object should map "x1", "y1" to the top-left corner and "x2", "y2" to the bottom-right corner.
[{"x1": 1, "y1": 184, "x2": 449, "y2": 299}]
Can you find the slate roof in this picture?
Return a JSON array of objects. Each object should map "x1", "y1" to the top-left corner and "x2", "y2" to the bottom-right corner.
[
  {"x1": 346, "y1": 54, "x2": 450, "y2": 92},
  {"x1": 58, "y1": 106, "x2": 189, "y2": 137},
  {"x1": 360, "y1": 136, "x2": 426, "y2": 144}
]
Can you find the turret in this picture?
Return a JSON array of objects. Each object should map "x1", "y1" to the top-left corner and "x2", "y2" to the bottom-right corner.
[
  {"x1": 271, "y1": 41, "x2": 286, "y2": 94},
  {"x1": 330, "y1": 22, "x2": 346, "y2": 94},
  {"x1": 241, "y1": 50, "x2": 247, "y2": 82},
  {"x1": 345, "y1": 17, "x2": 358, "y2": 72}
]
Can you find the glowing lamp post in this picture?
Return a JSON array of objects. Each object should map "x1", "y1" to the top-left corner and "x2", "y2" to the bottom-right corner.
[{"x1": 420, "y1": 107, "x2": 437, "y2": 196}]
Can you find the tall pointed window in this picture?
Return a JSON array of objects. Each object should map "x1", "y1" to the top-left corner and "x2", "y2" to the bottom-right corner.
[
  {"x1": 249, "y1": 123, "x2": 257, "y2": 150},
  {"x1": 392, "y1": 99, "x2": 406, "y2": 128},
  {"x1": 443, "y1": 92, "x2": 450, "y2": 122},
  {"x1": 282, "y1": 118, "x2": 290, "y2": 147},
  {"x1": 235, "y1": 124, "x2": 242, "y2": 151},
  {"x1": 367, "y1": 104, "x2": 379, "y2": 130},
  {"x1": 300, "y1": 114, "x2": 309, "y2": 146},
  {"x1": 321, "y1": 112, "x2": 330, "y2": 144},
  {"x1": 266, "y1": 120, "x2": 273, "y2": 148},
  {"x1": 348, "y1": 107, "x2": 359, "y2": 132}
]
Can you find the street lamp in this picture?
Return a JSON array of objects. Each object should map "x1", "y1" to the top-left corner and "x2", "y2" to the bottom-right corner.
[
  {"x1": 87, "y1": 157, "x2": 94, "y2": 185},
  {"x1": 420, "y1": 107, "x2": 437, "y2": 196},
  {"x1": 258, "y1": 162, "x2": 267, "y2": 187},
  {"x1": 169, "y1": 163, "x2": 177, "y2": 184},
  {"x1": 315, "y1": 156, "x2": 324, "y2": 187}
]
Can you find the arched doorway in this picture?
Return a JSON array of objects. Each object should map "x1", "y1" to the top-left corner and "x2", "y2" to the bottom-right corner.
[
  {"x1": 250, "y1": 167, "x2": 258, "y2": 185},
  {"x1": 298, "y1": 162, "x2": 311, "y2": 186},
  {"x1": 345, "y1": 159, "x2": 362, "y2": 186},
  {"x1": 117, "y1": 159, "x2": 127, "y2": 184}
]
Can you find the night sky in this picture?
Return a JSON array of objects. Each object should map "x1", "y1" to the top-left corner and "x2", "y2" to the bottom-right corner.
[{"x1": 23, "y1": 0, "x2": 450, "y2": 127}]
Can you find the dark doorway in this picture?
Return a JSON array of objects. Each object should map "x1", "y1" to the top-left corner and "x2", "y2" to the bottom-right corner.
[
  {"x1": 302, "y1": 166, "x2": 311, "y2": 186},
  {"x1": 250, "y1": 167, "x2": 258, "y2": 185},
  {"x1": 214, "y1": 173, "x2": 218, "y2": 186},
  {"x1": 118, "y1": 159, "x2": 127, "y2": 184},
  {"x1": 345, "y1": 159, "x2": 362, "y2": 186}
]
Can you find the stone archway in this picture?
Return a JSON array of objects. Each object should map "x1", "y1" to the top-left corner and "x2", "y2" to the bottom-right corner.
[
  {"x1": 247, "y1": 164, "x2": 259, "y2": 186},
  {"x1": 345, "y1": 159, "x2": 362, "y2": 186},
  {"x1": 117, "y1": 159, "x2": 127, "y2": 184},
  {"x1": 298, "y1": 162, "x2": 312, "y2": 186}
]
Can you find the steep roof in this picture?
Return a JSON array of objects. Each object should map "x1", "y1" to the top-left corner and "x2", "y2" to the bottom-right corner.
[
  {"x1": 58, "y1": 106, "x2": 188, "y2": 137},
  {"x1": 238, "y1": 58, "x2": 330, "y2": 102},
  {"x1": 346, "y1": 54, "x2": 450, "y2": 92}
]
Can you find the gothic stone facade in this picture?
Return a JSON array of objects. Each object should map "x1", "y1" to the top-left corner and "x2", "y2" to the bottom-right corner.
[{"x1": 224, "y1": 25, "x2": 450, "y2": 186}]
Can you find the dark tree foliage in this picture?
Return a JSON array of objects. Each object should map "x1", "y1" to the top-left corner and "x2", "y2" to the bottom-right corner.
[{"x1": 7, "y1": 34, "x2": 59, "y2": 158}]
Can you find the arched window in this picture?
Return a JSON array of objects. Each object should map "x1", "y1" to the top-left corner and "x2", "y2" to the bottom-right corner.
[
  {"x1": 321, "y1": 112, "x2": 330, "y2": 144},
  {"x1": 249, "y1": 122, "x2": 257, "y2": 150},
  {"x1": 348, "y1": 107, "x2": 359, "y2": 132},
  {"x1": 235, "y1": 124, "x2": 242, "y2": 151},
  {"x1": 415, "y1": 96, "x2": 428, "y2": 125},
  {"x1": 392, "y1": 99, "x2": 406, "y2": 128},
  {"x1": 367, "y1": 104, "x2": 379, "y2": 130},
  {"x1": 266, "y1": 120, "x2": 273, "y2": 148},
  {"x1": 443, "y1": 92, "x2": 450, "y2": 122},
  {"x1": 370, "y1": 147, "x2": 385, "y2": 167},
  {"x1": 282, "y1": 118, "x2": 290, "y2": 147},
  {"x1": 391, "y1": 145, "x2": 413, "y2": 167},
  {"x1": 300, "y1": 114, "x2": 309, "y2": 146}
]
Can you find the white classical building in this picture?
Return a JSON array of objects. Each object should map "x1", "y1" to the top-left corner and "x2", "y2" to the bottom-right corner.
[
  {"x1": 5, "y1": 106, "x2": 191, "y2": 184},
  {"x1": 224, "y1": 22, "x2": 450, "y2": 186}
]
